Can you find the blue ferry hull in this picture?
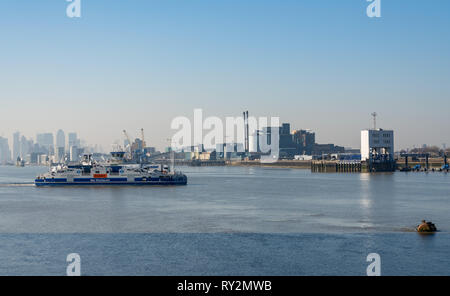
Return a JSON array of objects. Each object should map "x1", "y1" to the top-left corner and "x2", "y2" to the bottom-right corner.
[{"x1": 35, "y1": 178, "x2": 187, "y2": 187}]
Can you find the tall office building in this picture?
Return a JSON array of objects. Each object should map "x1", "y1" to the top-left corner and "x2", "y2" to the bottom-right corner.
[
  {"x1": 13, "y1": 132, "x2": 20, "y2": 160},
  {"x1": 0, "y1": 137, "x2": 11, "y2": 164},
  {"x1": 56, "y1": 129, "x2": 66, "y2": 162},
  {"x1": 56, "y1": 130, "x2": 65, "y2": 148},
  {"x1": 20, "y1": 135, "x2": 32, "y2": 159},
  {"x1": 36, "y1": 133, "x2": 54, "y2": 153},
  {"x1": 70, "y1": 145, "x2": 79, "y2": 162},
  {"x1": 68, "y1": 132, "x2": 78, "y2": 149}
]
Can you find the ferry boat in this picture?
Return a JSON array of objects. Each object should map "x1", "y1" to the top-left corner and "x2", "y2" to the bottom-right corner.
[{"x1": 34, "y1": 154, "x2": 187, "y2": 186}]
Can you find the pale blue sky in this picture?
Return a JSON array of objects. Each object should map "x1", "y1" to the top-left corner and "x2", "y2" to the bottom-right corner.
[{"x1": 1, "y1": 0, "x2": 449, "y2": 150}]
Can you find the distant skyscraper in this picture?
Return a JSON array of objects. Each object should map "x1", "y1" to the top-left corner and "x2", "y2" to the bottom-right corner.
[
  {"x1": 56, "y1": 130, "x2": 65, "y2": 148},
  {"x1": 68, "y1": 132, "x2": 78, "y2": 148},
  {"x1": 56, "y1": 130, "x2": 66, "y2": 148},
  {"x1": 70, "y1": 145, "x2": 79, "y2": 162},
  {"x1": 56, "y1": 147, "x2": 65, "y2": 163},
  {"x1": 0, "y1": 137, "x2": 11, "y2": 164},
  {"x1": 56, "y1": 130, "x2": 66, "y2": 162},
  {"x1": 19, "y1": 135, "x2": 33, "y2": 159},
  {"x1": 36, "y1": 133, "x2": 54, "y2": 152},
  {"x1": 13, "y1": 132, "x2": 20, "y2": 160},
  {"x1": 20, "y1": 136, "x2": 26, "y2": 159}
]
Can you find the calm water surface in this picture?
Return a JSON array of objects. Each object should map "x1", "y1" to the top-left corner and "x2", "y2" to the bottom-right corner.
[{"x1": 0, "y1": 166, "x2": 449, "y2": 275}]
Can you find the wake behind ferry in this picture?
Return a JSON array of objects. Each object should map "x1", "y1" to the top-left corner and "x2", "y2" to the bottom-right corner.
[{"x1": 35, "y1": 154, "x2": 187, "y2": 186}]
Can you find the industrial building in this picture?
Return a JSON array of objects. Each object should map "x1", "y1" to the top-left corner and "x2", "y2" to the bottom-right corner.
[
  {"x1": 292, "y1": 129, "x2": 315, "y2": 155},
  {"x1": 313, "y1": 143, "x2": 345, "y2": 156},
  {"x1": 361, "y1": 129, "x2": 394, "y2": 161},
  {"x1": 248, "y1": 122, "x2": 343, "y2": 159}
]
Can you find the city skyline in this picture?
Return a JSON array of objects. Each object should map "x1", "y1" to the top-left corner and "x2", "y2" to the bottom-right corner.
[
  {"x1": 1, "y1": 118, "x2": 448, "y2": 164},
  {"x1": 0, "y1": 129, "x2": 106, "y2": 164},
  {"x1": 1, "y1": 1, "x2": 450, "y2": 150}
]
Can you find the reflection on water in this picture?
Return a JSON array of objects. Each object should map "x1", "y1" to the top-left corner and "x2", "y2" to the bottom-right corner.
[{"x1": 359, "y1": 173, "x2": 372, "y2": 219}]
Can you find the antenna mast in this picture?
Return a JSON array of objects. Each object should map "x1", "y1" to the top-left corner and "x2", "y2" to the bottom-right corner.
[
  {"x1": 141, "y1": 128, "x2": 146, "y2": 147},
  {"x1": 371, "y1": 112, "x2": 377, "y2": 130}
]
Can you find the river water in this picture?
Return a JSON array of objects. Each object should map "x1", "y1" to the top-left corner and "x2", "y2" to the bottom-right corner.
[{"x1": 0, "y1": 166, "x2": 448, "y2": 275}]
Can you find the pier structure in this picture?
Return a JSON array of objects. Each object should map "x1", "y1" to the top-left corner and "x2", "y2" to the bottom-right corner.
[
  {"x1": 396, "y1": 153, "x2": 449, "y2": 171},
  {"x1": 360, "y1": 125, "x2": 396, "y2": 172},
  {"x1": 310, "y1": 159, "x2": 397, "y2": 173},
  {"x1": 311, "y1": 161, "x2": 363, "y2": 173},
  {"x1": 312, "y1": 117, "x2": 396, "y2": 173}
]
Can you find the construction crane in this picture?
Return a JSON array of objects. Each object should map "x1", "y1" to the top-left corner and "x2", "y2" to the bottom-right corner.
[{"x1": 123, "y1": 130, "x2": 132, "y2": 153}]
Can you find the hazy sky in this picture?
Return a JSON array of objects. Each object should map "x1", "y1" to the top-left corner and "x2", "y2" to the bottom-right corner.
[{"x1": 1, "y1": 0, "x2": 449, "y2": 151}]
